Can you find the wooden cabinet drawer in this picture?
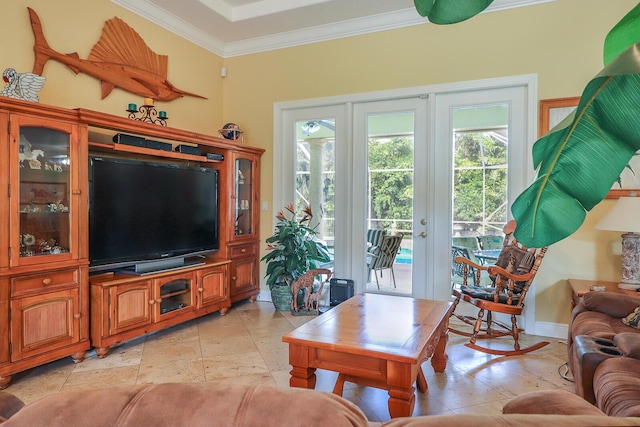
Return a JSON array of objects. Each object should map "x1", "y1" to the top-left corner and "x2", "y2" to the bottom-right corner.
[
  {"x1": 230, "y1": 244, "x2": 256, "y2": 258},
  {"x1": 11, "y1": 269, "x2": 80, "y2": 297}
]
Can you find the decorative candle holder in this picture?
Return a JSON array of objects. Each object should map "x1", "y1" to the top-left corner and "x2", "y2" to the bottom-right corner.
[{"x1": 126, "y1": 102, "x2": 168, "y2": 126}]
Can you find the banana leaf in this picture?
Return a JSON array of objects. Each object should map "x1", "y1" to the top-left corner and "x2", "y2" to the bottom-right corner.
[
  {"x1": 512, "y1": 41, "x2": 640, "y2": 248},
  {"x1": 604, "y1": 3, "x2": 640, "y2": 66},
  {"x1": 414, "y1": 0, "x2": 493, "y2": 24}
]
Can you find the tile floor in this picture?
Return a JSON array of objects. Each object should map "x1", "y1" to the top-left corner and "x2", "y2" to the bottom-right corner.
[{"x1": 3, "y1": 299, "x2": 573, "y2": 423}]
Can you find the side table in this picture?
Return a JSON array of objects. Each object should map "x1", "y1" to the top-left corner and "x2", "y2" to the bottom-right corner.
[{"x1": 568, "y1": 278, "x2": 638, "y2": 311}]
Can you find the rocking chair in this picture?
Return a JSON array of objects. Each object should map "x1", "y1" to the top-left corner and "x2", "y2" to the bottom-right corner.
[{"x1": 449, "y1": 220, "x2": 549, "y2": 356}]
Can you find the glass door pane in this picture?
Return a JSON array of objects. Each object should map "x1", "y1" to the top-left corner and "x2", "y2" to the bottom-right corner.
[
  {"x1": 365, "y1": 111, "x2": 414, "y2": 294},
  {"x1": 452, "y1": 105, "x2": 509, "y2": 251},
  {"x1": 19, "y1": 126, "x2": 71, "y2": 259},
  {"x1": 235, "y1": 158, "x2": 253, "y2": 236},
  {"x1": 294, "y1": 119, "x2": 335, "y2": 264}
]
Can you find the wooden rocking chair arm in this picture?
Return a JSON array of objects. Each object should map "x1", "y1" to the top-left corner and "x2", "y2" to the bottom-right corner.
[
  {"x1": 486, "y1": 265, "x2": 534, "y2": 282},
  {"x1": 454, "y1": 256, "x2": 486, "y2": 271}
]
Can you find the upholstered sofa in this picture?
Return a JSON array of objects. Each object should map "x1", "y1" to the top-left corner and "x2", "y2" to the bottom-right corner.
[
  {"x1": 569, "y1": 291, "x2": 640, "y2": 414},
  {"x1": 1, "y1": 383, "x2": 640, "y2": 426}
]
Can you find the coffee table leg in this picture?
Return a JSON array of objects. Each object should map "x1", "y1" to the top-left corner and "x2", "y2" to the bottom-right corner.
[
  {"x1": 288, "y1": 344, "x2": 316, "y2": 389},
  {"x1": 431, "y1": 326, "x2": 449, "y2": 372},
  {"x1": 388, "y1": 386, "x2": 415, "y2": 418}
]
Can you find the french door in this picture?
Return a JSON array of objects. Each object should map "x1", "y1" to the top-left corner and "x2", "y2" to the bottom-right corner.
[
  {"x1": 352, "y1": 98, "x2": 428, "y2": 297},
  {"x1": 433, "y1": 86, "x2": 533, "y2": 326},
  {"x1": 275, "y1": 75, "x2": 536, "y2": 312}
]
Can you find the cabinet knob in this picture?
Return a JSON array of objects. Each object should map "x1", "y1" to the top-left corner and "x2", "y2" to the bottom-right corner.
[
  {"x1": 74, "y1": 313, "x2": 81, "y2": 319},
  {"x1": 232, "y1": 276, "x2": 236, "y2": 281},
  {"x1": 149, "y1": 300, "x2": 155, "y2": 305},
  {"x1": 198, "y1": 287, "x2": 203, "y2": 292},
  {"x1": 42, "y1": 278, "x2": 52, "y2": 285},
  {"x1": 156, "y1": 298, "x2": 162, "y2": 304},
  {"x1": 241, "y1": 248, "x2": 247, "y2": 253}
]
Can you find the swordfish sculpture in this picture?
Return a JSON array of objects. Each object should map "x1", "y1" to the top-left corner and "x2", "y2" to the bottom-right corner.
[{"x1": 28, "y1": 7, "x2": 206, "y2": 102}]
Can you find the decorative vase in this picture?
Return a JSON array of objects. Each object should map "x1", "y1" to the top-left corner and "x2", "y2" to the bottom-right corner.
[{"x1": 271, "y1": 285, "x2": 293, "y2": 311}]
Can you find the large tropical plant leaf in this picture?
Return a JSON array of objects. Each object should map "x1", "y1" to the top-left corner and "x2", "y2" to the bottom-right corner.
[
  {"x1": 414, "y1": 0, "x2": 493, "y2": 24},
  {"x1": 604, "y1": 3, "x2": 640, "y2": 66},
  {"x1": 512, "y1": 41, "x2": 640, "y2": 248}
]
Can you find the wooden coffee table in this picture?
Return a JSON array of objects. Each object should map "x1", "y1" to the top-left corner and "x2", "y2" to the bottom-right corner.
[{"x1": 282, "y1": 293, "x2": 452, "y2": 418}]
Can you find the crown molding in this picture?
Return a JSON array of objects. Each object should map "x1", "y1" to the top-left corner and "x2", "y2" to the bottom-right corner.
[{"x1": 112, "y1": 0, "x2": 555, "y2": 59}]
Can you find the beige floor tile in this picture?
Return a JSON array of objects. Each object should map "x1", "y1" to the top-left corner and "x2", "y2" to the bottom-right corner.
[
  {"x1": 141, "y1": 334, "x2": 203, "y2": 364},
  {"x1": 5, "y1": 359, "x2": 73, "y2": 404},
  {"x1": 2, "y1": 298, "x2": 575, "y2": 420},
  {"x1": 62, "y1": 365, "x2": 140, "y2": 392},
  {"x1": 72, "y1": 339, "x2": 144, "y2": 372},
  {"x1": 136, "y1": 358, "x2": 205, "y2": 384},
  {"x1": 203, "y1": 351, "x2": 269, "y2": 380},
  {"x1": 200, "y1": 333, "x2": 259, "y2": 357}
]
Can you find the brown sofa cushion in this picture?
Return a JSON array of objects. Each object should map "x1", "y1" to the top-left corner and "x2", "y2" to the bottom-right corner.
[
  {"x1": 581, "y1": 292, "x2": 640, "y2": 320},
  {"x1": 382, "y1": 414, "x2": 640, "y2": 426},
  {"x1": 615, "y1": 332, "x2": 640, "y2": 358},
  {"x1": 502, "y1": 388, "x2": 605, "y2": 416},
  {"x1": 571, "y1": 310, "x2": 637, "y2": 341},
  {"x1": 2, "y1": 383, "x2": 369, "y2": 427},
  {"x1": 594, "y1": 357, "x2": 640, "y2": 418}
]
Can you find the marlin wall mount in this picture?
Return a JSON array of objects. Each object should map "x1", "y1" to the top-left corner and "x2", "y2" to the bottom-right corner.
[{"x1": 28, "y1": 7, "x2": 207, "y2": 102}]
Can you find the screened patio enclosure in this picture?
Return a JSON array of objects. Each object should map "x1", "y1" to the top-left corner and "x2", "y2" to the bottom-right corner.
[{"x1": 293, "y1": 102, "x2": 509, "y2": 294}]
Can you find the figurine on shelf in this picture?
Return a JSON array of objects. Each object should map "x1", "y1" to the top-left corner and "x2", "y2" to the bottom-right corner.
[
  {"x1": 44, "y1": 162, "x2": 63, "y2": 172},
  {"x1": 27, "y1": 149, "x2": 44, "y2": 170},
  {"x1": 1, "y1": 68, "x2": 46, "y2": 102}
]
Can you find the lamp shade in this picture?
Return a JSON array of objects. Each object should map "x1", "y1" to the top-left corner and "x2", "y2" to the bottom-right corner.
[{"x1": 595, "y1": 197, "x2": 640, "y2": 233}]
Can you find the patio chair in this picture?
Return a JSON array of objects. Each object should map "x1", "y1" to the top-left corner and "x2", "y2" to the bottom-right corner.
[
  {"x1": 449, "y1": 220, "x2": 549, "y2": 356},
  {"x1": 451, "y1": 236, "x2": 479, "y2": 251},
  {"x1": 451, "y1": 245, "x2": 492, "y2": 286},
  {"x1": 367, "y1": 234, "x2": 402, "y2": 289},
  {"x1": 366, "y1": 228, "x2": 387, "y2": 251},
  {"x1": 477, "y1": 234, "x2": 505, "y2": 250}
]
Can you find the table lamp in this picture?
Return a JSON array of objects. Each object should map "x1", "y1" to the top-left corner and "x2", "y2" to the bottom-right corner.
[{"x1": 595, "y1": 197, "x2": 640, "y2": 290}]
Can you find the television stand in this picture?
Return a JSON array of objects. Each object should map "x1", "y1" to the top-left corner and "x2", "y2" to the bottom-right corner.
[
  {"x1": 118, "y1": 256, "x2": 206, "y2": 276},
  {"x1": 90, "y1": 259, "x2": 231, "y2": 358}
]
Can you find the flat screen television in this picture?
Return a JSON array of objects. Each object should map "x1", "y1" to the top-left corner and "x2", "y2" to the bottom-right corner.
[{"x1": 89, "y1": 156, "x2": 219, "y2": 274}]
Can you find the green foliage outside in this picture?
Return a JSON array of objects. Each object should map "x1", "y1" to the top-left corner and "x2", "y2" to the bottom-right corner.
[
  {"x1": 295, "y1": 132, "x2": 507, "y2": 239},
  {"x1": 368, "y1": 137, "x2": 413, "y2": 233},
  {"x1": 453, "y1": 132, "x2": 507, "y2": 235}
]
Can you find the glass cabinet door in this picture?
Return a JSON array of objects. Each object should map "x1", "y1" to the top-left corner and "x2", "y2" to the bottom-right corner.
[
  {"x1": 234, "y1": 157, "x2": 254, "y2": 237},
  {"x1": 17, "y1": 125, "x2": 72, "y2": 262}
]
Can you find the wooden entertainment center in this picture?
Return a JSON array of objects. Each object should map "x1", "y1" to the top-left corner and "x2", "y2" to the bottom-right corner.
[{"x1": 0, "y1": 97, "x2": 263, "y2": 388}]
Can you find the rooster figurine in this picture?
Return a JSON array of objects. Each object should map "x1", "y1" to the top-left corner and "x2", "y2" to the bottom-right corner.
[{"x1": 1, "y1": 68, "x2": 46, "y2": 102}]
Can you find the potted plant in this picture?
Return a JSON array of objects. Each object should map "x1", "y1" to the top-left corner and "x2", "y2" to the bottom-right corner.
[{"x1": 261, "y1": 203, "x2": 331, "y2": 311}]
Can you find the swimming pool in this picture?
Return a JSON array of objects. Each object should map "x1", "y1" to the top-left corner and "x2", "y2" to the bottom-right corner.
[{"x1": 396, "y1": 247, "x2": 412, "y2": 264}]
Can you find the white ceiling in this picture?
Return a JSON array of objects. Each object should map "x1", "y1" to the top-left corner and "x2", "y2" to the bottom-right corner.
[{"x1": 112, "y1": 0, "x2": 553, "y2": 58}]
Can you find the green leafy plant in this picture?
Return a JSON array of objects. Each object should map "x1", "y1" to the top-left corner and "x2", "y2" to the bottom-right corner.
[
  {"x1": 261, "y1": 203, "x2": 331, "y2": 290},
  {"x1": 512, "y1": 3, "x2": 640, "y2": 248},
  {"x1": 413, "y1": 0, "x2": 493, "y2": 24},
  {"x1": 411, "y1": 1, "x2": 640, "y2": 248}
]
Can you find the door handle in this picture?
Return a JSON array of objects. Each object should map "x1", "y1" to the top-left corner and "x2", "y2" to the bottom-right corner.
[
  {"x1": 420, "y1": 219, "x2": 426, "y2": 225},
  {"x1": 418, "y1": 231, "x2": 427, "y2": 238}
]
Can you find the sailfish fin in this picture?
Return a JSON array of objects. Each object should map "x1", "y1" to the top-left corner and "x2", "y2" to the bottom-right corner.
[
  {"x1": 65, "y1": 53, "x2": 81, "y2": 74},
  {"x1": 88, "y1": 16, "x2": 168, "y2": 78},
  {"x1": 100, "y1": 81, "x2": 115, "y2": 99}
]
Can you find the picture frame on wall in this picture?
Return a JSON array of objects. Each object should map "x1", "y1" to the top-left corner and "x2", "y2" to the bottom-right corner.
[
  {"x1": 539, "y1": 96, "x2": 639, "y2": 199},
  {"x1": 539, "y1": 96, "x2": 580, "y2": 136}
]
